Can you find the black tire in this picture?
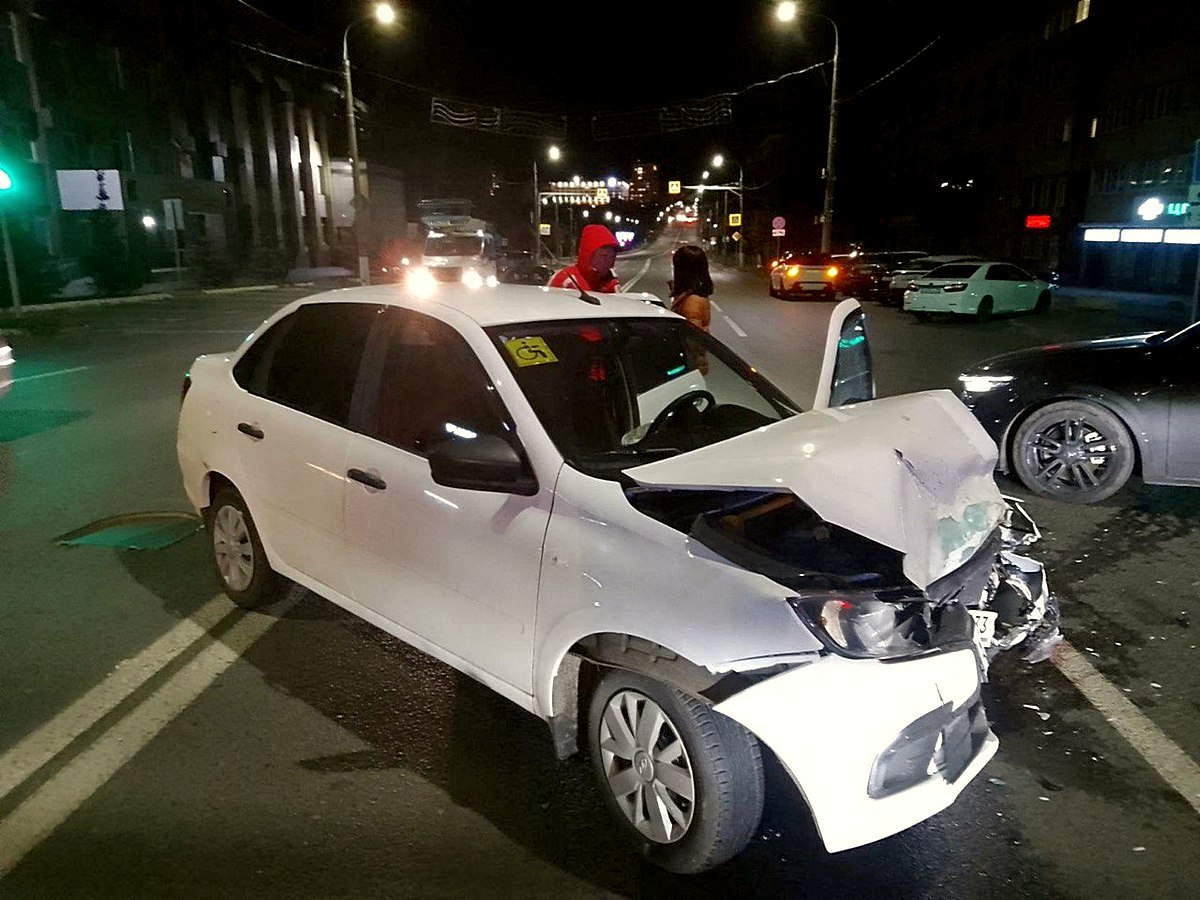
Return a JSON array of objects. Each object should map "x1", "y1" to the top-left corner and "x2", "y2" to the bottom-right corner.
[
  {"x1": 588, "y1": 669, "x2": 764, "y2": 874},
  {"x1": 913, "y1": 311, "x2": 931, "y2": 322},
  {"x1": 206, "y1": 486, "x2": 282, "y2": 608},
  {"x1": 1034, "y1": 290, "x2": 1051, "y2": 314},
  {"x1": 975, "y1": 296, "x2": 994, "y2": 323},
  {"x1": 1010, "y1": 400, "x2": 1136, "y2": 503}
]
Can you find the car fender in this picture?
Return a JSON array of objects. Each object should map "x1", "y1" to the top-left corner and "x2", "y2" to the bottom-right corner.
[{"x1": 532, "y1": 468, "x2": 822, "y2": 720}]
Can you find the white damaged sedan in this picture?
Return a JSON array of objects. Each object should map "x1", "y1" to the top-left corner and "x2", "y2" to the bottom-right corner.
[{"x1": 177, "y1": 284, "x2": 1058, "y2": 873}]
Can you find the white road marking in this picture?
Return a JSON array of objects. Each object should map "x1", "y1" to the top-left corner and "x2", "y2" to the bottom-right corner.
[
  {"x1": 202, "y1": 284, "x2": 280, "y2": 295},
  {"x1": 0, "y1": 595, "x2": 235, "y2": 803},
  {"x1": 0, "y1": 597, "x2": 292, "y2": 874},
  {"x1": 12, "y1": 366, "x2": 91, "y2": 384},
  {"x1": 621, "y1": 256, "x2": 655, "y2": 292},
  {"x1": 1054, "y1": 640, "x2": 1200, "y2": 815},
  {"x1": 722, "y1": 315, "x2": 748, "y2": 337}
]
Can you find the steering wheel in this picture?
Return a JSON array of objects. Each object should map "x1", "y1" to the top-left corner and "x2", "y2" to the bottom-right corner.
[{"x1": 636, "y1": 390, "x2": 716, "y2": 445}]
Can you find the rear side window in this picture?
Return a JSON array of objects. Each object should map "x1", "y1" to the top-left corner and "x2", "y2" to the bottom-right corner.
[
  {"x1": 235, "y1": 302, "x2": 381, "y2": 426},
  {"x1": 985, "y1": 264, "x2": 1018, "y2": 281}
]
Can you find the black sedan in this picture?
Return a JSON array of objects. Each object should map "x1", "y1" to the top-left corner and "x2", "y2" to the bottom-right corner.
[{"x1": 958, "y1": 321, "x2": 1200, "y2": 503}]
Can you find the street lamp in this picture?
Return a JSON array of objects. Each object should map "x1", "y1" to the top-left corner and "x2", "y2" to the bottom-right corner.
[
  {"x1": 776, "y1": 1, "x2": 838, "y2": 253},
  {"x1": 342, "y1": 2, "x2": 397, "y2": 285},
  {"x1": 711, "y1": 153, "x2": 745, "y2": 268},
  {"x1": 533, "y1": 145, "x2": 562, "y2": 263}
]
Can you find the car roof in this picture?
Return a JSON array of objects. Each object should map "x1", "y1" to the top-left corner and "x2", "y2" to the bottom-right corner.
[{"x1": 291, "y1": 283, "x2": 675, "y2": 328}]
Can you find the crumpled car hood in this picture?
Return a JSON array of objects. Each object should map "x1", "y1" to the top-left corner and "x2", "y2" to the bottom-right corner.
[{"x1": 625, "y1": 390, "x2": 1006, "y2": 589}]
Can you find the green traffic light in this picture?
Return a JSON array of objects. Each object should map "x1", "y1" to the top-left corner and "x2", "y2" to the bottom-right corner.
[{"x1": 0, "y1": 169, "x2": 11, "y2": 191}]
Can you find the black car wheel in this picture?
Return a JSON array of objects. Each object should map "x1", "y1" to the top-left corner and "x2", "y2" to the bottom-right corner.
[
  {"x1": 1011, "y1": 401, "x2": 1136, "y2": 503},
  {"x1": 1034, "y1": 291, "x2": 1051, "y2": 314},
  {"x1": 975, "y1": 297, "x2": 994, "y2": 324},
  {"x1": 588, "y1": 669, "x2": 764, "y2": 874}
]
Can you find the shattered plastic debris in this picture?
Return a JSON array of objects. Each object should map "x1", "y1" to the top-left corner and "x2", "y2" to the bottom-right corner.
[
  {"x1": 1023, "y1": 630, "x2": 1063, "y2": 664},
  {"x1": 988, "y1": 777, "x2": 1006, "y2": 787},
  {"x1": 1022, "y1": 704, "x2": 1041, "y2": 711},
  {"x1": 1150, "y1": 682, "x2": 1162, "y2": 689},
  {"x1": 1037, "y1": 712, "x2": 1051, "y2": 721},
  {"x1": 1039, "y1": 796, "x2": 1051, "y2": 802},
  {"x1": 1133, "y1": 847, "x2": 1146, "y2": 853}
]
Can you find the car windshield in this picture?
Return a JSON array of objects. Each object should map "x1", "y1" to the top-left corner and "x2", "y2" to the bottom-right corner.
[
  {"x1": 926, "y1": 263, "x2": 981, "y2": 279},
  {"x1": 426, "y1": 235, "x2": 483, "y2": 256},
  {"x1": 487, "y1": 318, "x2": 801, "y2": 478}
]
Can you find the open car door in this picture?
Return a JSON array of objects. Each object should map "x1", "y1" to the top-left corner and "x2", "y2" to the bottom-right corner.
[{"x1": 812, "y1": 298, "x2": 875, "y2": 410}]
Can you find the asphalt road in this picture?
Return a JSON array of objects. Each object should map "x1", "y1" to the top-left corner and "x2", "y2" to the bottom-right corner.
[{"x1": 1, "y1": 235, "x2": 1198, "y2": 898}]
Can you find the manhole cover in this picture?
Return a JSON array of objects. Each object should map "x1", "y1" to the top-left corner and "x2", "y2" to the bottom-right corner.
[{"x1": 56, "y1": 512, "x2": 202, "y2": 550}]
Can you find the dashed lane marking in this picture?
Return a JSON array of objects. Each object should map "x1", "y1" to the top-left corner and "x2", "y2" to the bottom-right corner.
[
  {"x1": 1054, "y1": 640, "x2": 1200, "y2": 816},
  {"x1": 11, "y1": 366, "x2": 91, "y2": 384}
]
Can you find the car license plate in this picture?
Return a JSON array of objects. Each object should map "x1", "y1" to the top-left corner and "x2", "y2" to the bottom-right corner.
[
  {"x1": 969, "y1": 610, "x2": 997, "y2": 663},
  {"x1": 921, "y1": 286, "x2": 940, "y2": 293}
]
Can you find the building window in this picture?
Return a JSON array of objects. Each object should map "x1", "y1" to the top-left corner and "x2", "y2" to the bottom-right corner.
[
  {"x1": 1075, "y1": 0, "x2": 1091, "y2": 23},
  {"x1": 1089, "y1": 117, "x2": 1098, "y2": 138}
]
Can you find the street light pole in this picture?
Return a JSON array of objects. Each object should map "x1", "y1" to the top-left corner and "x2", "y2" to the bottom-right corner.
[
  {"x1": 820, "y1": 15, "x2": 840, "y2": 255},
  {"x1": 776, "y1": 3, "x2": 839, "y2": 253},
  {"x1": 738, "y1": 164, "x2": 745, "y2": 268},
  {"x1": 341, "y1": 4, "x2": 396, "y2": 287},
  {"x1": 342, "y1": 26, "x2": 367, "y2": 285},
  {"x1": 532, "y1": 158, "x2": 539, "y2": 263}
]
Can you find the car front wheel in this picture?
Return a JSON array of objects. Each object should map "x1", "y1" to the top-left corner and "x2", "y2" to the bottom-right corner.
[
  {"x1": 1011, "y1": 400, "x2": 1136, "y2": 503},
  {"x1": 207, "y1": 486, "x2": 282, "y2": 607},
  {"x1": 588, "y1": 669, "x2": 764, "y2": 874}
]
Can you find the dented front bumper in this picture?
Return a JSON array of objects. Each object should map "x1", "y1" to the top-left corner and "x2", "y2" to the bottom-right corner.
[{"x1": 715, "y1": 647, "x2": 997, "y2": 853}]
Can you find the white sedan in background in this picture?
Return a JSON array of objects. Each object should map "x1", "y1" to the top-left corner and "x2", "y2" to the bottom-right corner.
[{"x1": 904, "y1": 261, "x2": 1053, "y2": 323}]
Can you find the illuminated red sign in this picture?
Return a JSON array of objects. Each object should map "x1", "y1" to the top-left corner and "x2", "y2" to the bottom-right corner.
[{"x1": 1025, "y1": 215, "x2": 1052, "y2": 230}]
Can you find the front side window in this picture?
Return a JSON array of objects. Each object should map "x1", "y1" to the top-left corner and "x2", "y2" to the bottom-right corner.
[
  {"x1": 365, "y1": 309, "x2": 512, "y2": 455},
  {"x1": 234, "y1": 302, "x2": 380, "y2": 426},
  {"x1": 487, "y1": 318, "x2": 800, "y2": 478}
]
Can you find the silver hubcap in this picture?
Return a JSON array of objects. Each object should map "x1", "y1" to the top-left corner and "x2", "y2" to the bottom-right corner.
[
  {"x1": 212, "y1": 505, "x2": 254, "y2": 592},
  {"x1": 599, "y1": 690, "x2": 695, "y2": 844},
  {"x1": 1028, "y1": 417, "x2": 1119, "y2": 494}
]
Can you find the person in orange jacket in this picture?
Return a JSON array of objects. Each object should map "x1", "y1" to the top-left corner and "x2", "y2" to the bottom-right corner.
[{"x1": 548, "y1": 224, "x2": 621, "y2": 293}]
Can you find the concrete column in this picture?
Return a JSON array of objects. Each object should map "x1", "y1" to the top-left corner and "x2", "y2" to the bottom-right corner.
[
  {"x1": 275, "y1": 94, "x2": 305, "y2": 268},
  {"x1": 257, "y1": 88, "x2": 285, "y2": 252},
  {"x1": 297, "y1": 106, "x2": 325, "y2": 264},
  {"x1": 230, "y1": 83, "x2": 261, "y2": 247}
]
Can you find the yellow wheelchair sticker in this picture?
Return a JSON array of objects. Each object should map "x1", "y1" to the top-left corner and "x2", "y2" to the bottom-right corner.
[{"x1": 504, "y1": 336, "x2": 558, "y2": 367}]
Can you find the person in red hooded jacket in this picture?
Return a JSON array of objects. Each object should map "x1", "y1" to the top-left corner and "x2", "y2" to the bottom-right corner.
[{"x1": 548, "y1": 224, "x2": 621, "y2": 293}]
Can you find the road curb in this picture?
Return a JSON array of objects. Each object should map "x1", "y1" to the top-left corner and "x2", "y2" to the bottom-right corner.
[
  {"x1": 201, "y1": 284, "x2": 281, "y2": 295},
  {"x1": 3, "y1": 292, "x2": 173, "y2": 316}
]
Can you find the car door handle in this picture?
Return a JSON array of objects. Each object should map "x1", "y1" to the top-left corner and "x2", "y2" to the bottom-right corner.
[
  {"x1": 237, "y1": 422, "x2": 264, "y2": 440},
  {"x1": 347, "y1": 468, "x2": 387, "y2": 491}
]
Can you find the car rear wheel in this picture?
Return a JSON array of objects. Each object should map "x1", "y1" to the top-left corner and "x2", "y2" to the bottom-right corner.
[
  {"x1": 207, "y1": 487, "x2": 282, "y2": 608},
  {"x1": 1011, "y1": 401, "x2": 1136, "y2": 503},
  {"x1": 975, "y1": 297, "x2": 994, "y2": 323},
  {"x1": 588, "y1": 669, "x2": 764, "y2": 874},
  {"x1": 1034, "y1": 291, "x2": 1051, "y2": 314},
  {"x1": 913, "y1": 311, "x2": 931, "y2": 322}
]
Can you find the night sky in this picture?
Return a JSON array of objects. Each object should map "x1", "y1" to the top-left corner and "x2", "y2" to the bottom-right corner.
[{"x1": 229, "y1": 0, "x2": 1041, "y2": 208}]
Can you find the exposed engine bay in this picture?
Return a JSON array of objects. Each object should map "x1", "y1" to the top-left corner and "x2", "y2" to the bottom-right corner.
[{"x1": 627, "y1": 487, "x2": 1060, "y2": 679}]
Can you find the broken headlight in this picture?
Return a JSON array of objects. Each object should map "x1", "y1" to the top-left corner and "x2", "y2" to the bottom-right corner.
[{"x1": 789, "y1": 591, "x2": 973, "y2": 660}]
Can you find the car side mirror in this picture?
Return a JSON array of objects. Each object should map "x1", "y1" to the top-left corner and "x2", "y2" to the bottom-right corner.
[{"x1": 428, "y1": 435, "x2": 538, "y2": 496}]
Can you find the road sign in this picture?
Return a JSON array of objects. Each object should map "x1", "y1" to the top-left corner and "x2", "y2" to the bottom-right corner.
[
  {"x1": 732, "y1": 231, "x2": 742, "y2": 242},
  {"x1": 771, "y1": 215, "x2": 786, "y2": 230},
  {"x1": 539, "y1": 223, "x2": 552, "y2": 236},
  {"x1": 668, "y1": 180, "x2": 681, "y2": 195},
  {"x1": 728, "y1": 213, "x2": 742, "y2": 227},
  {"x1": 596, "y1": 187, "x2": 609, "y2": 203},
  {"x1": 772, "y1": 227, "x2": 786, "y2": 237}
]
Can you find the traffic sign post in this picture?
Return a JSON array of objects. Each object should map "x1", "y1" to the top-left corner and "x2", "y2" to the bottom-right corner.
[
  {"x1": 728, "y1": 213, "x2": 742, "y2": 227},
  {"x1": 539, "y1": 223, "x2": 552, "y2": 236},
  {"x1": 668, "y1": 180, "x2": 681, "y2": 195}
]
